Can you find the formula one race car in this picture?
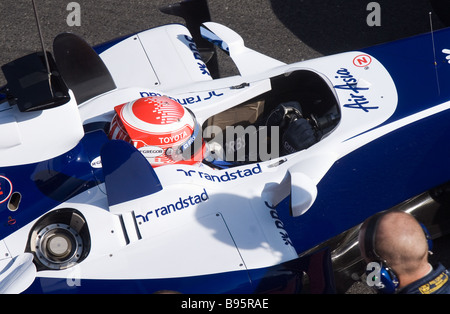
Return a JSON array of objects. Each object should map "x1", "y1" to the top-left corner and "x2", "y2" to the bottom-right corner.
[{"x1": 2, "y1": 0, "x2": 450, "y2": 294}]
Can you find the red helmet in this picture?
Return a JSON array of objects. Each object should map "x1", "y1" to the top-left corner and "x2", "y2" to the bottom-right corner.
[{"x1": 109, "y1": 96, "x2": 206, "y2": 167}]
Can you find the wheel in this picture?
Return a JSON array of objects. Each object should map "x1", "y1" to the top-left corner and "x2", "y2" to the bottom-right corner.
[{"x1": 34, "y1": 223, "x2": 84, "y2": 270}]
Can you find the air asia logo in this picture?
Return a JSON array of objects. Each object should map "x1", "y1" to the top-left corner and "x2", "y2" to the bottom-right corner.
[
  {"x1": 334, "y1": 68, "x2": 379, "y2": 112},
  {"x1": 136, "y1": 189, "x2": 209, "y2": 224}
]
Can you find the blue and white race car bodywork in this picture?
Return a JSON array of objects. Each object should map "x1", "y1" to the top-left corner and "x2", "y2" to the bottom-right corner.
[{"x1": 1, "y1": 0, "x2": 450, "y2": 294}]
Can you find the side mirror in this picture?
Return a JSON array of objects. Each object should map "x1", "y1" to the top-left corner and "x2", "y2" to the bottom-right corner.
[
  {"x1": 200, "y1": 22, "x2": 285, "y2": 76},
  {"x1": 289, "y1": 171, "x2": 318, "y2": 217},
  {"x1": 200, "y1": 22, "x2": 244, "y2": 55}
]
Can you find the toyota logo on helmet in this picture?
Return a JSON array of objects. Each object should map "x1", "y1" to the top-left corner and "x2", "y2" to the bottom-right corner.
[{"x1": 109, "y1": 96, "x2": 206, "y2": 167}]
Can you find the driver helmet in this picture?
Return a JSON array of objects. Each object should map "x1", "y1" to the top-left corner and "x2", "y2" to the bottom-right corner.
[{"x1": 109, "y1": 96, "x2": 206, "y2": 167}]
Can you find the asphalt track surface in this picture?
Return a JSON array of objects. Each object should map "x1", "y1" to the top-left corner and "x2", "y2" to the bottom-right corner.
[{"x1": 1, "y1": 0, "x2": 450, "y2": 294}]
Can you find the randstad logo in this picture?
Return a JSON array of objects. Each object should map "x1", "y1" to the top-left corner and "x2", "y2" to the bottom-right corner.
[
  {"x1": 177, "y1": 164, "x2": 262, "y2": 183},
  {"x1": 136, "y1": 189, "x2": 209, "y2": 223}
]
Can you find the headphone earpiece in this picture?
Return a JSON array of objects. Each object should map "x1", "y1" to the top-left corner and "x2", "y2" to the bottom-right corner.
[{"x1": 420, "y1": 222, "x2": 433, "y2": 254}]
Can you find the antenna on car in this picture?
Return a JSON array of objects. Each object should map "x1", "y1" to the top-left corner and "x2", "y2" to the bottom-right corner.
[
  {"x1": 31, "y1": 0, "x2": 53, "y2": 97},
  {"x1": 429, "y1": 11, "x2": 440, "y2": 95}
]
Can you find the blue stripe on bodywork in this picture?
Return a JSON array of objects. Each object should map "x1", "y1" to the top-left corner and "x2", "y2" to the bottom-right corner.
[
  {"x1": 362, "y1": 27, "x2": 450, "y2": 125},
  {"x1": 24, "y1": 270, "x2": 252, "y2": 294},
  {"x1": 0, "y1": 131, "x2": 109, "y2": 239},
  {"x1": 101, "y1": 140, "x2": 162, "y2": 207},
  {"x1": 275, "y1": 28, "x2": 450, "y2": 254},
  {"x1": 279, "y1": 102, "x2": 450, "y2": 253},
  {"x1": 93, "y1": 35, "x2": 130, "y2": 55},
  {"x1": 23, "y1": 248, "x2": 335, "y2": 294}
]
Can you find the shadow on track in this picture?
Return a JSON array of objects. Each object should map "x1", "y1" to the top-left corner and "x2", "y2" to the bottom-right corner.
[{"x1": 270, "y1": 0, "x2": 446, "y2": 55}]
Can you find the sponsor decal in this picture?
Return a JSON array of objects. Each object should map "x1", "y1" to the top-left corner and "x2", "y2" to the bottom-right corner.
[
  {"x1": 183, "y1": 35, "x2": 211, "y2": 76},
  {"x1": 136, "y1": 188, "x2": 209, "y2": 223},
  {"x1": 138, "y1": 146, "x2": 164, "y2": 158},
  {"x1": 265, "y1": 201, "x2": 293, "y2": 247},
  {"x1": 353, "y1": 54, "x2": 372, "y2": 67},
  {"x1": 158, "y1": 129, "x2": 189, "y2": 145},
  {"x1": 0, "y1": 176, "x2": 12, "y2": 204},
  {"x1": 90, "y1": 156, "x2": 102, "y2": 168},
  {"x1": 139, "y1": 91, "x2": 224, "y2": 105},
  {"x1": 176, "y1": 164, "x2": 262, "y2": 182},
  {"x1": 334, "y1": 68, "x2": 379, "y2": 112}
]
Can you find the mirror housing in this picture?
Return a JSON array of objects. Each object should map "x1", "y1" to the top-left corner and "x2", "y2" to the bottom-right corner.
[{"x1": 289, "y1": 171, "x2": 318, "y2": 217}]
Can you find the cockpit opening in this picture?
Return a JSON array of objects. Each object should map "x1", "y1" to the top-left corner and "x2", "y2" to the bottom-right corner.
[{"x1": 202, "y1": 69, "x2": 341, "y2": 165}]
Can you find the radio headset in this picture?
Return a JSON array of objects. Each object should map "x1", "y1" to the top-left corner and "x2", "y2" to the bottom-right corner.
[{"x1": 362, "y1": 211, "x2": 433, "y2": 294}]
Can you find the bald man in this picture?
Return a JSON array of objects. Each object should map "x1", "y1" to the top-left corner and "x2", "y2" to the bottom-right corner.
[{"x1": 359, "y1": 210, "x2": 450, "y2": 294}]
